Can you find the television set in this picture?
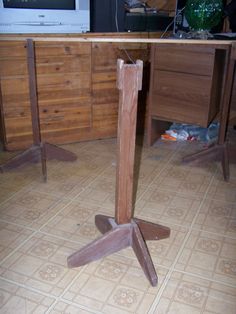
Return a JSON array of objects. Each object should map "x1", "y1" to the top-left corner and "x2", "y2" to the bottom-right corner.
[{"x1": 0, "y1": 0, "x2": 90, "y2": 33}]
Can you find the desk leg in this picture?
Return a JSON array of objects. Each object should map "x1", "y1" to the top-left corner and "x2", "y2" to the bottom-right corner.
[{"x1": 183, "y1": 48, "x2": 235, "y2": 181}]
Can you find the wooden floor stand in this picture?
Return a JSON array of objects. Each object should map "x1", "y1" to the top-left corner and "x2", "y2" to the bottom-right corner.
[
  {"x1": 182, "y1": 46, "x2": 236, "y2": 182},
  {"x1": 0, "y1": 39, "x2": 77, "y2": 181},
  {"x1": 68, "y1": 59, "x2": 170, "y2": 286}
]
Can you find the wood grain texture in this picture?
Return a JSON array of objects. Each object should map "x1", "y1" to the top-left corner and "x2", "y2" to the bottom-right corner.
[
  {"x1": 115, "y1": 59, "x2": 143, "y2": 224},
  {"x1": 67, "y1": 59, "x2": 170, "y2": 287},
  {"x1": 0, "y1": 33, "x2": 152, "y2": 151},
  {"x1": 147, "y1": 44, "x2": 229, "y2": 146},
  {"x1": 0, "y1": 39, "x2": 77, "y2": 181},
  {"x1": 0, "y1": 35, "x2": 235, "y2": 151}
]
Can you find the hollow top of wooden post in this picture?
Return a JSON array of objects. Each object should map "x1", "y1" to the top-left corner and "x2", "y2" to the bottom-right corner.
[{"x1": 116, "y1": 59, "x2": 143, "y2": 91}]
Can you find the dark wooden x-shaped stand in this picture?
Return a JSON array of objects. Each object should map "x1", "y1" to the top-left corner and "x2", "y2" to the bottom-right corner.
[
  {"x1": 68, "y1": 59, "x2": 170, "y2": 286},
  {"x1": 0, "y1": 39, "x2": 77, "y2": 181}
]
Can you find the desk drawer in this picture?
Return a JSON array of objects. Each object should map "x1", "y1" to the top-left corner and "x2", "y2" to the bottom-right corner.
[
  {"x1": 152, "y1": 45, "x2": 215, "y2": 76},
  {"x1": 150, "y1": 70, "x2": 212, "y2": 127}
]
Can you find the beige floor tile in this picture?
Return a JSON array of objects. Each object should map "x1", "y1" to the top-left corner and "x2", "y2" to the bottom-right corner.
[
  {"x1": 0, "y1": 233, "x2": 84, "y2": 297},
  {"x1": 133, "y1": 162, "x2": 165, "y2": 186},
  {"x1": 0, "y1": 278, "x2": 55, "y2": 313},
  {"x1": 41, "y1": 200, "x2": 104, "y2": 244},
  {"x1": 0, "y1": 190, "x2": 68, "y2": 229},
  {"x1": 193, "y1": 197, "x2": 236, "y2": 238},
  {"x1": 139, "y1": 145, "x2": 175, "y2": 165},
  {"x1": 62, "y1": 254, "x2": 169, "y2": 313},
  {"x1": 136, "y1": 187, "x2": 202, "y2": 227},
  {"x1": 154, "y1": 271, "x2": 236, "y2": 314},
  {"x1": 117, "y1": 224, "x2": 188, "y2": 269},
  {"x1": 29, "y1": 173, "x2": 95, "y2": 199},
  {"x1": 0, "y1": 132, "x2": 235, "y2": 313},
  {"x1": 75, "y1": 185, "x2": 115, "y2": 208},
  {"x1": 0, "y1": 222, "x2": 33, "y2": 261},
  {"x1": 175, "y1": 230, "x2": 236, "y2": 286},
  {"x1": 0, "y1": 185, "x2": 21, "y2": 204},
  {"x1": 146, "y1": 224, "x2": 188, "y2": 269},
  {"x1": 150, "y1": 164, "x2": 213, "y2": 199},
  {"x1": 0, "y1": 170, "x2": 37, "y2": 204},
  {"x1": 75, "y1": 180, "x2": 150, "y2": 212},
  {"x1": 49, "y1": 301, "x2": 96, "y2": 313},
  {"x1": 79, "y1": 138, "x2": 117, "y2": 155},
  {"x1": 207, "y1": 174, "x2": 236, "y2": 203}
]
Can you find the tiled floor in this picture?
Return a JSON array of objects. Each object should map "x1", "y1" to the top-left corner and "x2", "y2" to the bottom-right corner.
[{"x1": 0, "y1": 132, "x2": 236, "y2": 314}]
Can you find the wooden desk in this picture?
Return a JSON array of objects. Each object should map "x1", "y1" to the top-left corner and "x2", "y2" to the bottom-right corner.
[
  {"x1": 0, "y1": 36, "x2": 234, "y2": 152},
  {"x1": 0, "y1": 36, "x2": 235, "y2": 177}
]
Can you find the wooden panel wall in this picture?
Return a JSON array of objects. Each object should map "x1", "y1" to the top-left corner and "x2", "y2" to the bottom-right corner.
[
  {"x1": 0, "y1": 41, "x2": 31, "y2": 149},
  {"x1": 0, "y1": 33, "x2": 151, "y2": 151},
  {"x1": 36, "y1": 41, "x2": 92, "y2": 144}
]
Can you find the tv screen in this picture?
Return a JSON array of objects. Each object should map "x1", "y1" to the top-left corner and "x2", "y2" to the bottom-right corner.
[
  {"x1": 3, "y1": 0, "x2": 75, "y2": 10},
  {"x1": 0, "y1": 0, "x2": 90, "y2": 33}
]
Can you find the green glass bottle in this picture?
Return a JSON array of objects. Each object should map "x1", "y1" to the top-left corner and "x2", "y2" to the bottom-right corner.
[{"x1": 185, "y1": 0, "x2": 223, "y2": 38}]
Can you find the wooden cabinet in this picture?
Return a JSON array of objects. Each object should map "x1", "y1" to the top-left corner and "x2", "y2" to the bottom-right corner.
[{"x1": 147, "y1": 43, "x2": 228, "y2": 146}]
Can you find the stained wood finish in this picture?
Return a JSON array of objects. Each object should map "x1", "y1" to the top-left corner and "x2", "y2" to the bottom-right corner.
[
  {"x1": 183, "y1": 43, "x2": 236, "y2": 181},
  {"x1": 0, "y1": 39, "x2": 77, "y2": 180},
  {"x1": 147, "y1": 44, "x2": 227, "y2": 145},
  {"x1": 0, "y1": 33, "x2": 151, "y2": 151},
  {"x1": 67, "y1": 59, "x2": 170, "y2": 287},
  {"x1": 147, "y1": 43, "x2": 236, "y2": 180},
  {"x1": 0, "y1": 35, "x2": 235, "y2": 151},
  {"x1": 115, "y1": 59, "x2": 143, "y2": 224},
  {"x1": 68, "y1": 223, "x2": 132, "y2": 268}
]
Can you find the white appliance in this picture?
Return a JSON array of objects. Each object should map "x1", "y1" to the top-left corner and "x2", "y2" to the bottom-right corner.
[{"x1": 0, "y1": 0, "x2": 90, "y2": 33}]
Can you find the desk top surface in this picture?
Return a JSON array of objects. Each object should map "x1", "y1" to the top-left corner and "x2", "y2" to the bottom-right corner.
[{"x1": 0, "y1": 36, "x2": 234, "y2": 46}]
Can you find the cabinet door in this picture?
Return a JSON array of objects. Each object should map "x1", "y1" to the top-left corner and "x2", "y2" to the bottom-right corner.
[
  {"x1": 152, "y1": 45, "x2": 215, "y2": 76},
  {"x1": 150, "y1": 69, "x2": 212, "y2": 126},
  {"x1": 149, "y1": 44, "x2": 218, "y2": 128}
]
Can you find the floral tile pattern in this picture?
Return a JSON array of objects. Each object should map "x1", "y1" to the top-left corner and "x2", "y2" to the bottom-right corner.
[
  {"x1": 0, "y1": 233, "x2": 83, "y2": 297},
  {"x1": 0, "y1": 190, "x2": 64, "y2": 229},
  {"x1": 62, "y1": 255, "x2": 168, "y2": 313},
  {"x1": 154, "y1": 271, "x2": 236, "y2": 314},
  {"x1": 0, "y1": 278, "x2": 55, "y2": 313},
  {"x1": 193, "y1": 198, "x2": 236, "y2": 238},
  {"x1": 0, "y1": 135, "x2": 236, "y2": 313},
  {"x1": 175, "y1": 230, "x2": 236, "y2": 286}
]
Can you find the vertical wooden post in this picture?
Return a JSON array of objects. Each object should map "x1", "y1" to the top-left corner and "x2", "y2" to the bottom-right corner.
[
  {"x1": 115, "y1": 59, "x2": 143, "y2": 224},
  {"x1": 26, "y1": 38, "x2": 41, "y2": 146}
]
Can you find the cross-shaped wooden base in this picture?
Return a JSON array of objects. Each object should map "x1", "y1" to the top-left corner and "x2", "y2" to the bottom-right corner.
[
  {"x1": 0, "y1": 142, "x2": 77, "y2": 181},
  {"x1": 68, "y1": 215, "x2": 170, "y2": 286}
]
